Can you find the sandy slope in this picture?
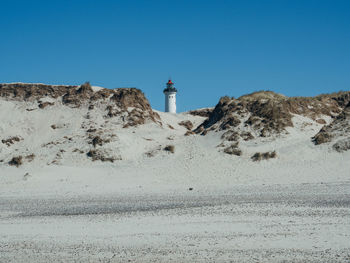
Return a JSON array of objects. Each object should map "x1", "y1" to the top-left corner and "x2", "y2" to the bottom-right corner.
[
  {"x1": 1, "y1": 94, "x2": 350, "y2": 261},
  {"x1": 1, "y1": 107, "x2": 349, "y2": 197}
]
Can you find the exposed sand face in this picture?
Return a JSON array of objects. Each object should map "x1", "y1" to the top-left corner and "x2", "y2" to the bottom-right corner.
[{"x1": 1, "y1": 108, "x2": 349, "y2": 198}]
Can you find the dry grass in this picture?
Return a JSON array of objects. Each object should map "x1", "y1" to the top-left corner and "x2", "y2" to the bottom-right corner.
[
  {"x1": 221, "y1": 131, "x2": 240, "y2": 142},
  {"x1": 188, "y1": 108, "x2": 213, "y2": 118},
  {"x1": 164, "y1": 145, "x2": 175, "y2": 153},
  {"x1": 38, "y1": 101, "x2": 54, "y2": 109},
  {"x1": 0, "y1": 83, "x2": 161, "y2": 127},
  {"x1": 312, "y1": 131, "x2": 332, "y2": 145},
  {"x1": 251, "y1": 151, "x2": 277, "y2": 161},
  {"x1": 195, "y1": 90, "x2": 350, "y2": 139},
  {"x1": 86, "y1": 128, "x2": 97, "y2": 133},
  {"x1": 240, "y1": 131, "x2": 254, "y2": 141},
  {"x1": 239, "y1": 90, "x2": 286, "y2": 101},
  {"x1": 2, "y1": 136, "x2": 22, "y2": 146},
  {"x1": 73, "y1": 148, "x2": 84, "y2": 154},
  {"x1": 9, "y1": 156, "x2": 23, "y2": 167},
  {"x1": 25, "y1": 154, "x2": 35, "y2": 162},
  {"x1": 313, "y1": 102, "x2": 350, "y2": 147},
  {"x1": 316, "y1": 119, "x2": 327, "y2": 124},
  {"x1": 178, "y1": 120, "x2": 193, "y2": 130},
  {"x1": 92, "y1": 136, "x2": 103, "y2": 147},
  {"x1": 333, "y1": 139, "x2": 350, "y2": 152},
  {"x1": 184, "y1": 130, "x2": 195, "y2": 136},
  {"x1": 145, "y1": 146, "x2": 161, "y2": 158},
  {"x1": 223, "y1": 143, "x2": 242, "y2": 156},
  {"x1": 86, "y1": 149, "x2": 120, "y2": 162},
  {"x1": 89, "y1": 135, "x2": 112, "y2": 147}
]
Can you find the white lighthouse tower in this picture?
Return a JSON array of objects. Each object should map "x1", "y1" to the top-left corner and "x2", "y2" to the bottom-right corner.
[{"x1": 163, "y1": 79, "x2": 177, "y2": 113}]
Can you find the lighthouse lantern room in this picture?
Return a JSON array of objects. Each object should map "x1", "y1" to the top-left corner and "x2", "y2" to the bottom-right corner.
[{"x1": 163, "y1": 79, "x2": 177, "y2": 113}]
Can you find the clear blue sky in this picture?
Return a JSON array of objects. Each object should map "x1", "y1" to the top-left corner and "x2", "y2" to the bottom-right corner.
[{"x1": 1, "y1": 0, "x2": 349, "y2": 112}]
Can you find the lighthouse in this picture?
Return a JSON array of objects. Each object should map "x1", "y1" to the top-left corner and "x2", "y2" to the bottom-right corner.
[{"x1": 163, "y1": 79, "x2": 177, "y2": 113}]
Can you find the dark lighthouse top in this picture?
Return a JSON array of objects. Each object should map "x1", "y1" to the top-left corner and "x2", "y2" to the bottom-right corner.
[{"x1": 163, "y1": 79, "x2": 178, "y2": 93}]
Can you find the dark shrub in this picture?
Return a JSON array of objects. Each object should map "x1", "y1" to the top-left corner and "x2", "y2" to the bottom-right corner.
[
  {"x1": 9, "y1": 156, "x2": 23, "y2": 167},
  {"x1": 164, "y1": 145, "x2": 175, "y2": 153}
]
